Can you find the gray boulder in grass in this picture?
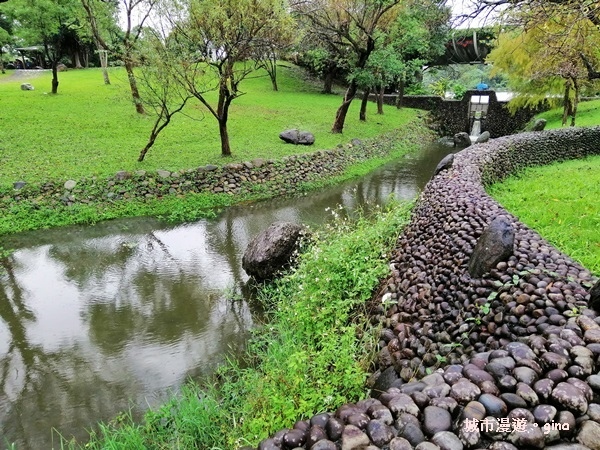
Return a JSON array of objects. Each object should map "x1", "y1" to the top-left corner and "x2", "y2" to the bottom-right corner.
[{"x1": 279, "y1": 129, "x2": 315, "y2": 145}]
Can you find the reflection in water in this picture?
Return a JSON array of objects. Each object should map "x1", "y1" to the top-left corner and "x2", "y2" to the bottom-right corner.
[{"x1": 0, "y1": 143, "x2": 453, "y2": 448}]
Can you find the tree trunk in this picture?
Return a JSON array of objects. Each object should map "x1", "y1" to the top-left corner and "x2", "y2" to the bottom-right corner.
[
  {"x1": 331, "y1": 80, "x2": 358, "y2": 133},
  {"x1": 102, "y1": 67, "x2": 110, "y2": 85},
  {"x1": 396, "y1": 78, "x2": 405, "y2": 109},
  {"x1": 323, "y1": 70, "x2": 334, "y2": 94},
  {"x1": 124, "y1": 59, "x2": 145, "y2": 114},
  {"x1": 99, "y1": 49, "x2": 110, "y2": 85},
  {"x1": 138, "y1": 139, "x2": 155, "y2": 162},
  {"x1": 19, "y1": 50, "x2": 26, "y2": 70},
  {"x1": 139, "y1": 98, "x2": 189, "y2": 162},
  {"x1": 51, "y1": 61, "x2": 59, "y2": 94},
  {"x1": 571, "y1": 78, "x2": 579, "y2": 127},
  {"x1": 73, "y1": 49, "x2": 83, "y2": 69},
  {"x1": 139, "y1": 114, "x2": 164, "y2": 161},
  {"x1": 562, "y1": 80, "x2": 571, "y2": 127},
  {"x1": 359, "y1": 88, "x2": 370, "y2": 121},
  {"x1": 81, "y1": 0, "x2": 111, "y2": 84},
  {"x1": 0, "y1": 52, "x2": 4, "y2": 74},
  {"x1": 270, "y1": 73, "x2": 278, "y2": 91},
  {"x1": 270, "y1": 55, "x2": 278, "y2": 91},
  {"x1": 377, "y1": 84, "x2": 385, "y2": 115},
  {"x1": 219, "y1": 119, "x2": 231, "y2": 156}
]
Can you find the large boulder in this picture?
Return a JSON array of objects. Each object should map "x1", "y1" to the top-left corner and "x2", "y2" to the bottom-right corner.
[
  {"x1": 242, "y1": 222, "x2": 305, "y2": 280},
  {"x1": 588, "y1": 279, "x2": 600, "y2": 313},
  {"x1": 433, "y1": 154, "x2": 454, "y2": 177},
  {"x1": 279, "y1": 129, "x2": 315, "y2": 145},
  {"x1": 468, "y1": 216, "x2": 515, "y2": 278},
  {"x1": 475, "y1": 131, "x2": 491, "y2": 143},
  {"x1": 531, "y1": 119, "x2": 547, "y2": 131},
  {"x1": 453, "y1": 132, "x2": 471, "y2": 148}
]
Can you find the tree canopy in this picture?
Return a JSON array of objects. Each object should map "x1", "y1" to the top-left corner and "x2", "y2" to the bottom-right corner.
[
  {"x1": 2, "y1": 0, "x2": 83, "y2": 92},
  {"x1": 485, "y1": 0, "x2": 600, "y2": 126},
  {"x1": 292, "y1": 0, "x2": 450, "y2": 132}
]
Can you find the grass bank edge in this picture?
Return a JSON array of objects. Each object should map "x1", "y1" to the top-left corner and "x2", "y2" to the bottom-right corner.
[
  {"x1": 0, "y1": 124, "x2": 432, "y2": 237},
  {"x1": 67, "y1": 199, "x2": 414, "y2": 449},
  {"x1": 488, "y1": 154, "x2": 600, "y2": 276}
]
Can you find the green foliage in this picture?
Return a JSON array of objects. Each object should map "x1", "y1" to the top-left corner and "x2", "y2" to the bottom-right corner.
[
  {"x1": 429, "y1": 77, "x2": 451, "y2": 97},
  {"x1": 0, "y1": 192, "x2": 231, "y2": 235},
  {"x1": 69, "y1": 200, "x2": 414, "y2": 449},
  {"x1": 487, "y1": 16, "x2": 600, "y2": 121},
  {"x1": 423, "y1": 64, "x2": 508, "y2": 93},
  {"x1": 0, "y1": 246, "x2": 13, "y2": 259},
  {"x1": 2, "y1": 0, "x2": 84, "y2": 91},
  {"x1": 351, "y1": 46, "x2": 406, "y2": 89},
  {"x1": 487, "y1": 29, "x2": 564, "y2": 113},
  {"x1": 452, "y1": 83, "x2": 467, "y2": 100},
  {"x1": 405, "y1": 83, "x2": 428, "y2": 95},
  {"x1": 488, "y1": 155, "x2": 600, "y2": 275},
  {"x1": 388, "y1": 0, "x2": 450, "y2": 64}
]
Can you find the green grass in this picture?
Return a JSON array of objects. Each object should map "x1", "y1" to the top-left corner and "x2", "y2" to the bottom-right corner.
[
  {"x1": 533, "y1": 98, "x2": 600, "y2": 129},
  {"x1": 488, "y1": 155, "x2": 600, "y2": 275},
  {"x1": 66, "y1": 200, "x2": 413, "y2": 449},
  {"x1": 0, "y1": 66, "x2": 419, "y2": 188}
]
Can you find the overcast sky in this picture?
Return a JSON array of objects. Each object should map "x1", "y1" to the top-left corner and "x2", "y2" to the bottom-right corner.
[{"x1": 449, "y1": 0, "x2": 504, "y2": 29}]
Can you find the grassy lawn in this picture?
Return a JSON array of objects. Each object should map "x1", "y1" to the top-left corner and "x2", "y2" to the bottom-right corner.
[
  {"x1": 0, "y1": 66, "x2": 419, "y2": 188},
  {"x1": 488, "y1": 155, "x2": 600, "y2": 275},
  {"x1": 535, "y1": 98, "x2": 600, "y2": 129}
]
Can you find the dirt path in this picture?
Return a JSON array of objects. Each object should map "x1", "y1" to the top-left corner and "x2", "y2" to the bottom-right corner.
[{"x1": 0, "y1": 69, "x2": 48, "y2": 83}]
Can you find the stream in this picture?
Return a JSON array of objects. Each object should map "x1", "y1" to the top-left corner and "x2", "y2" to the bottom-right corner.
[{"x1": 0, "y1": 142, "x2": 454, "y2": 449}]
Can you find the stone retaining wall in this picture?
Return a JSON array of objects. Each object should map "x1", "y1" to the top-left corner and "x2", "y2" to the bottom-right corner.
[
  {"x1": 371, "y1": 92, "x2": 538, "y2": 138},
  {"x1": 255, "y1": 127, "x2": 600, "y2": 450},
  {"x1": 0, "y1": 127, "x2": 427, "y2": 215}
]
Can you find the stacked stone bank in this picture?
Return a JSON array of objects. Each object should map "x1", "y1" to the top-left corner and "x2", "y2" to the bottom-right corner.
[{"x1": 255, "y1": 127, "x2": 600, "y2": 450}]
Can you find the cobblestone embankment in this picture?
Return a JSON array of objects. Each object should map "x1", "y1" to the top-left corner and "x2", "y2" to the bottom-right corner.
[{"x1": 256, "y1": 127, "x2": 600, "y2": 450}]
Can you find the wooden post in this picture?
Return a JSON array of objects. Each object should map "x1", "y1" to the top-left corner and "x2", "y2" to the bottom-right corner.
[{"x1": 98, "y1": 49, "x2": 110, "y2": 85}]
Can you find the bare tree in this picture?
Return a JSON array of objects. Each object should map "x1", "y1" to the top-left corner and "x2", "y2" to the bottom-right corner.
[
  {"x1": 157, "y1": 0, "x2": 292, "y2": 157},
  {"x1": 136, "y1": 31, "x2": 198, "y2": 161}
]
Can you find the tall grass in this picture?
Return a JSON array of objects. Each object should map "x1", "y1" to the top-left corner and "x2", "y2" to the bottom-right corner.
[
  {"x1": 0, "y1": 66, "x2": 419, "y2": 188},
  {"x1": 70, "y1": 200, "x2": 413, "y2": 449},
  {"x1": 488, "y1": 155, "x2": 600, "y2": 275}
]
